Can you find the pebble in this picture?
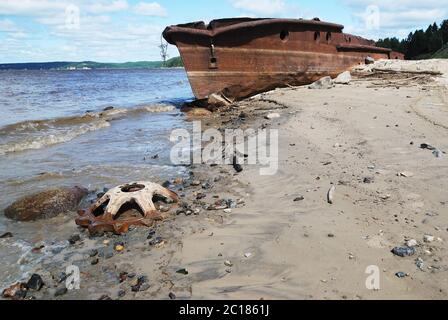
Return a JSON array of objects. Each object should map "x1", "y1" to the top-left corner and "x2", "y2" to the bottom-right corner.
[
  {"x1": 406, "y1": 239, "x2": 418, "y2": 247},
  {"x1": 395, "y1": 272, "x2": 408, "y2": 278},
  {"x1": 68, "y1": 234, "x2": 81, "y2": 245},
  {"x1": 91, "y1": 258, "x2": 99, "y2": 265},
  {"x1": 328, "y1": 234, "x2": 335, "y2": 238},
  {"x1": 363, "y1": 177, "x2": 374, "y2": 184},
  {"x1": 103, "y1": 240, "x2": 110, "y2": 245},
  {"x1": 224, "y1": 209, "x2": 232, "y2": 213},
  {"x1": 392, "y1": 246, "x2": 416, "y2": 257},
  {"x1": 424, "y1": 235, "x2": 435, "y2": 243},
  {"x1": 115, "y1": 244, "x2": 125, "y2": 252},
  {"x1": 265, "y1": 113, "x2": 281, "y2": 120},
  {"x1": 0, "y1": 232, "x2": 13, "y2": 239},
  {"x1": 169, "y1": 292, "x2": 177, "y2": 300},
  {"x1": 294, "y1": 196, "x2": 305, "y2": 202},
  {"x1": 224, "y1": 260, "x2": 233, "y2": 267},
  {"x1": 118, "y1": 290, "x2": 126, "y2": 298},
  {"x1": 244, "y1": 252, "x2": 252, "y2": 258},
  {"x1": 54, "y1": 287, "x2": 68, "y2": 297},
  {"x1": 416, "y1": 258, "x2": 424, "y2": 270},
  {"x1": 139, "y1": 283, "x2": 150, "y2": 292},
  {"x1": 26, "y1": 274, "x2": 44, "y2": 291},
  {"x1": 190, "y1": 180, "x2": 201, "y2": 186},
  {"x1": 176, "y1": 268, "x2": 189, "y2": 275}
]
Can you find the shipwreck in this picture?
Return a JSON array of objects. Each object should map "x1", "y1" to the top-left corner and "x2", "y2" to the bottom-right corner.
[{"x1": 163, "y1": 18, "x2": 404, "y2": 101}]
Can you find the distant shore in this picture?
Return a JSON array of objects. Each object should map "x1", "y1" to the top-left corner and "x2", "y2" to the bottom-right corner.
[{"x1": 0, "y1": 57, "x2": 184, "y2": 71}]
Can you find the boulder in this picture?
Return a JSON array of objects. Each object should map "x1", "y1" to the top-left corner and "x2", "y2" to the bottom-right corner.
[
  {"x1": 365, "y1": 56, "x2": 375, "y2": 65},
  {"x1": 4, "y1": 186, "x2": 88, "y2": 221},
  {"x1": 334, "y1": 71, "x2": 351, "y2": 84},
  {"x1": 308, "y1": 76, "x2": 334, "y2": 89}
]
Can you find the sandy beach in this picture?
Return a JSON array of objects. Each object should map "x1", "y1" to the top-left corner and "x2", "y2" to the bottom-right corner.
[{"x1": 2, "y1": 59, "x2": 448, "y2": 300}]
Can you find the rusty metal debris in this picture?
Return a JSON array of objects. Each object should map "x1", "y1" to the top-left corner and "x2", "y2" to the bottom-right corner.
[{"x1": 76, "y1": 181, "x2": 179, "y2": 235}]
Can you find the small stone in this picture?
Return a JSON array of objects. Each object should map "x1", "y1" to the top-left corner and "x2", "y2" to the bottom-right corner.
[
  {"x1": 406, "y1": 239, "x2": 418, "y2": 247},
  {"x1": 416, "y1": 258, "x2": 424, "y2": 270},
  {"x1": 395, "y1": 272, "x2": 408, "y2": 278},
  {"x1": 398, "y1": 171, "x2": 414, "y2": 178},
  {"x1": 68, "y1": 234, "x2": 81, "y2": 245},
  {"x1": 363, "y1": 177, "x2": 374, "y2": 184},
  {"x1": 265, "y1": 113, "x2": 281, "y2": 120},
  {"x1": 392, "y1": 246, "x2": 415, "y2": 257},
  {"x1": 0, "y1": 232, "x2": 13, "y2": 239},
  {"x1": 118, "y1": 290, "x2": 126, "y2": 298},
  {"x1": 91, "y1": 258, "x2": 99, "y2": 265},
  {"x1": 424, "y1": 235, "x2": 435, "y2": 243},
  {"x1": 328, "y1": 234, "x2": 335, "y2": 238},
  {"x1": 139, "y1": 283, "x2": 150, "y2": 292},
  {"x1": 26, "y1": 274, "x2": 44, "y2": 291},
  {"x1": 223, "y1": 209, "x2": 232, "y2": 214},
  {"x1": 294, "y1": 196, "x2": 305, "y2": 202},
  {"x1": 115, "y1": 244, "x2": 125, "y2": 252},
  {"x1": 103, "y1": 240, "x2": 110, "y2": 245},
  {"x1": 224, "y1": 260, "x2": 233, "y2": 267},
  {"x1": 169, "y1": 292, "x2": 177, "y2": 300},
  {"x1": 334, "y1": 71, "x2": 351, "y2": 85},
  {"x1": 54, "y1": 287, "x2": 68, "y2": 297},
  {"x1": 176, "y1": 268, "x2": 189, "y2": 275},
  {"x1": 244, "y1": 252, "x2": 252, "y2": 258},
  {"x1": 309, "y1": 76, "x2": 334, "y2": 90}
]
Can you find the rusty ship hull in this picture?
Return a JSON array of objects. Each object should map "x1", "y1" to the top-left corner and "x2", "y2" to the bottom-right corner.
[{"x1": 163, "y1": 18, "x2": 404, "y2": 101}]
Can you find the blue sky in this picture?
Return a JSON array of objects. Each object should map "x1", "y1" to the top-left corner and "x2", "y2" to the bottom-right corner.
[{"x1": 0, "y1": 0, "x2": 446, "y2": 63}]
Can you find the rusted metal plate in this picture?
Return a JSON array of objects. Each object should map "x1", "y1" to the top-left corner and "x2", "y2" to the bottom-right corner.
[{"x1": 163, "y1": 18, "x2": 404, "y2": 101}]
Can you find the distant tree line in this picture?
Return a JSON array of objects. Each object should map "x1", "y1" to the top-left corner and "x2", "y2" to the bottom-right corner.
[{"x1": 376, "y1": 19, "x2": 448, "y2": 59}]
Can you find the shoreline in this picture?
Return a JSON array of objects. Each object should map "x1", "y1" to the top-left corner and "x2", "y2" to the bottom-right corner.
[{"x1": 2, "y1": 59, "x2": 448, "y2": 300}]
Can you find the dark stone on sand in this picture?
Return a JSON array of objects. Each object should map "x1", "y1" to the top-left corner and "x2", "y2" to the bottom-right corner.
[
  {"x1": 392, "y1": 246, "x2": 415, "y2": 257},
  {"x1": 118, "y1": 289, "x2": 126, "y2": 298},
  {"x1": 294, "y1": 196, "x2": 305, "y2": 202},
  {"x1": 26, "y1": 274, "x2": 44, "y2": 291},
  {"x1": 54, "y1": 287, "x2": 68, "y2": 297},
  {"x1": 139, "y1": 283, "x2": 150, "y2": 292},
  {"x1": 149, "y1": 237, "x2": 164, "y2": 247},
  {"x1": 176, "y1": 268, "x2": 189, "y2": 275},
  {"x1": 4, "y1": 186, "x2": 88, "y2": 221},
  {"x1": 0, "y1": 232, "x2": 13, "y2": 238},
  {"x1": 169, "y1": 292, "x2": 177, "y2": 300},
  {"x1": 395, "y1": 272, "x2": 407, "y2": 278},
  {"x1": 68, "y1": 234, "x2": 81, "y2": 245},
  {"x1": 363, "y1": 177, "x2": 374, "y2": 184}
]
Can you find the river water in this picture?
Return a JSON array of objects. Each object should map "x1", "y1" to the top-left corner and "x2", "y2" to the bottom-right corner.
[{"x1": 0, "y1": 68, "x2": 193, "y2": 288}]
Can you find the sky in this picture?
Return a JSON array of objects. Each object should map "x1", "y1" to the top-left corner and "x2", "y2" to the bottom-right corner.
[{"x1": 0, "y1": 0, "x2": 447, "y2": 63}]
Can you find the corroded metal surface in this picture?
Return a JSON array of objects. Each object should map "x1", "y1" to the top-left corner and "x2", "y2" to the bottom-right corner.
[
  {"x1": 76, "y1": 181, "x2": 179, "y2": 235},
  {"x1": 163, "y1": 18, "x2": 404, "y2": 100}
]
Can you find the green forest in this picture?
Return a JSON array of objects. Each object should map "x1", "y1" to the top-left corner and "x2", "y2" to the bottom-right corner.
[
  {"x1": 0, "y1": 56, "x2": 184, "y2": 70},
  {"x1": 376, "y1": 19, "x2": 448, "y2": 59}
]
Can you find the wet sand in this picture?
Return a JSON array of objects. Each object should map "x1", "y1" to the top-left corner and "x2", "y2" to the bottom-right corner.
[{"x1": 2, "y1": 60, "x2": 448, "y2": 300}]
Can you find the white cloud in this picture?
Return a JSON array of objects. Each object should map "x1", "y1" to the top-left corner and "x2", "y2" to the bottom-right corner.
[
  {"x1": 86, "y1": 0, "x2": 129, "y2": 14},
  {"x1": 230, "y1": 0, "x2": 285, "y2": 15},
  {"x1": 133, "y1": 2, "x2": 167, "y2": 17},
  {"x1": 0, "y1": 0, "x2": 67, "y2": 16},
  {"x1": 343, "y1": 0, "x2": 448, "y2": 39}
]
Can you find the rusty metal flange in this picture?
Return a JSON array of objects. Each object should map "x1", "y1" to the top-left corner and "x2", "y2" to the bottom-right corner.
[{"x1": 76, "y1": 181, "x2": 179, "y2": 234}]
